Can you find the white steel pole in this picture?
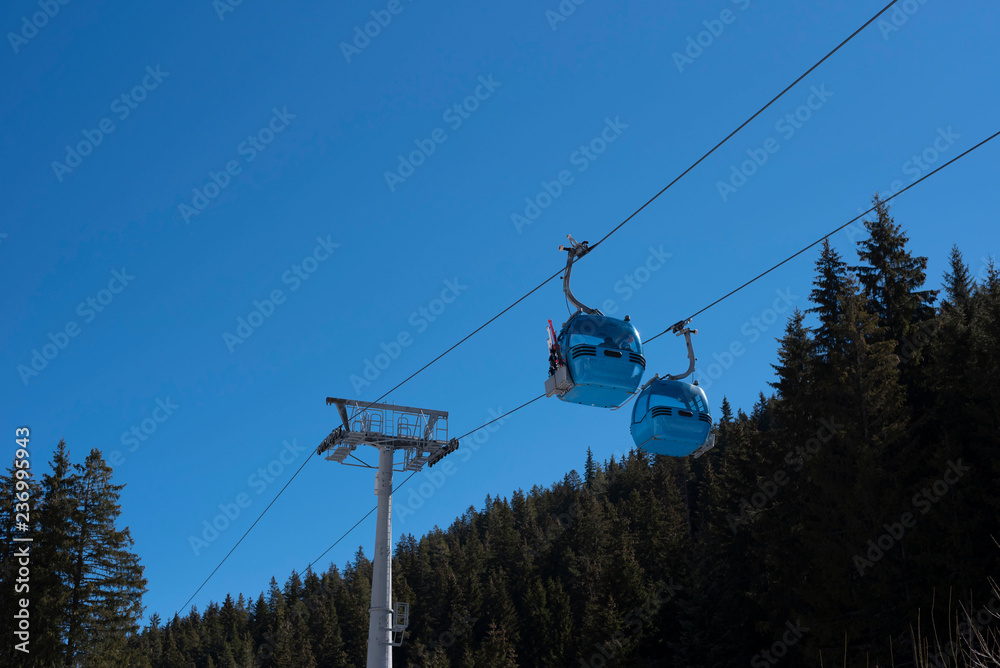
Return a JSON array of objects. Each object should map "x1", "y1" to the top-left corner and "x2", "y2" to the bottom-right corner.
[{"x1": 367, "y1": 445, "x2": 394, "y2": 668}]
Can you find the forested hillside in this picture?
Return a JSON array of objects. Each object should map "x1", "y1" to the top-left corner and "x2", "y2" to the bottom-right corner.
[{"x1": 4, "y1": 197, "x2": 999, "y2": 666}]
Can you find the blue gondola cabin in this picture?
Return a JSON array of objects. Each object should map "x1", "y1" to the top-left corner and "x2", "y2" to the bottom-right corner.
[
  {"x1": 631, "y1": 378, "x2": 712, "y2": 456},
  {"x1": 546, "y1": 313, "x2": 646, "y2": 408}
]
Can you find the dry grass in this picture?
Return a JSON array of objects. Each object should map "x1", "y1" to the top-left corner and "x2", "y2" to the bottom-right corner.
[{"x1": 906, "y1": 578, "x2": 1000, "y2": 668}]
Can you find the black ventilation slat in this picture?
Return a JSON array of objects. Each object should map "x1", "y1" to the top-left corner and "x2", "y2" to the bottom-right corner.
[{"x1": 678, "y1": 409, "x2": 694, "y2": 418}]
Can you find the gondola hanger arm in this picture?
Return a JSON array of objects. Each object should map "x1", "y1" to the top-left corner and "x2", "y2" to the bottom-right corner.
[
  {"x1": 665, "y1": 327, "x2": 698, "y2": 381},
  {"x1": 559, "y1": 235, "x2": 602, "y2": 316}
]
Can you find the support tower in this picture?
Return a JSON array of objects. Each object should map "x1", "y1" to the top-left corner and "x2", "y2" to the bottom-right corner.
[{"x1": 317, "y1": 397, "x2": 459, "y2": 668}]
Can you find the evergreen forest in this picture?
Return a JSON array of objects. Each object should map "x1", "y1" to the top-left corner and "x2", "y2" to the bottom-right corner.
[{"x1": 3, "y1": 196, "x2": 999, "y2": 667}]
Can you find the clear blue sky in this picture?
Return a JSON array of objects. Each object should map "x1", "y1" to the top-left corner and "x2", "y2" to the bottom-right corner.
[{"x1": 3, "y1": 0, "x2": 998, "y2": 624}]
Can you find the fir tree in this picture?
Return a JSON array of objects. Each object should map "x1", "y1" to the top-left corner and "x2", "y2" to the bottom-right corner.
[
  {"x1": 852, "y1": 194, "x2": 938, "y2": 351},
  {"x1": 33, "y1": 441, "x2": 79, "y2": 665},
  {"x1": 942, "y1": 243, "x2": 974, "y2": 313},
  {"x1": 249, "y1": 591, "x2": 269, "y2": 655},
  {"x1": 478, "y1": 619, "x2": 518, "y2": 667},
  {"x1": 282, "y1": 600, "x2": 317, "y2": 668},
  {"x1": 770, "y1": 309, "x2": 814, "y2": 410},
  {"x1": 0, "y1": 457, "x2": 43, "y2": 666},
  {"x1": 339, "y1": 551, "x2": 372, "y2": 665},
  {"x1": 808, "y1": 238, "x2": 850, "y2": 359},
  {"x1": 62, "y1": 449, "x2": 147, "y2": 665},
  {"x1": 584, "y1": 447, "x2": 596, "y2": 487},
  {"x1": 160, "y1": 622, "x2": 185, "y2": 667}
]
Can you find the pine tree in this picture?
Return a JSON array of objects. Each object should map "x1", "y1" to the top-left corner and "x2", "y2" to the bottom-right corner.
[
  {"x1": 942, "y1": 243, "x2": 974, "y2": 313},
  {"x1": 584, "y1": 447, "x2": 596, "y2": 487},
  {"x1": 299, "y1": 567, "x2": 347, "y2": 666},
  {"x1": 33, "y1": 440, "x2": 78, "y2": 665},
  {"x1": 282, "y1": 600, "x2": 318, "y2": 668},
  {"x1": 263, "y1": 576, "x2": 294, "y2": 667},
  {"x1": 808, "y1": 238, "x2": 850, "y2": 360},
  {"x1": 339, "y1": 551, "x2": 372, "y2": 665},
  {"x1": 852, "y1": 194, "x2": 938, "y2": 352},
  {"x1": 917, "y1": 257, "x2": 1000, "y2": 613},
  {"x1": 793, "y1": 278, "x2": 907, "y2": 661},
  {"x1": 478, "y1": 620, "x2": 518, "y2": 667},
  {"x1": 178, "y1": 607, "x2": 204, "y2": 664},
  {"x1": 62, "y1": 448, "x2": 147, "y2": 665},
  {"x1": 0, "y1": 456, "x2": 43, "y2": 667},
  {"x1": 160, "y1": 622, "x2": 185, "y2": 667},
  {"x1": 481, "y1": 569, "x2": 520, "y2": 651},
  {"x1": 141, "y1": 613, "x2": 163, "y2": 667},
  {"x1": 718, "y1": 396, "x2": 733, "y2": 424},
  {"x1": 754, "y1": 309, "x2": 823, "y2": 638},
  {"x1": 200, "y1": 601, "x2": 223, "y2": 664},
  {"x1": 284, "y1": 569, "x2": 303, "y2": 605},
  {"x1": 770, "y1": 309, "x2": 815, "y2": 415},
  {"x1": 218, "y1": 642, "x2": 239, "y2": 668}
]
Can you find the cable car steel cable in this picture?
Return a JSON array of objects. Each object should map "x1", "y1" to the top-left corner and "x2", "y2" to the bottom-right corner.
[
  {"x1": 322, "y1": 0, "x2": 905, "y2": 413},
  {"x1": 176, "y1": 125, "x2": 1000, "y2": 614},
  {"x1": 306, "y1": 394, "x2": 546, "y2": 570},
  {"x1": 632, "y1": 327, "x2": 715, "y2": 458},
  {"x1": 176, "y1": 126, "x2": 1000, "y2": 617},
  {"x1": 545, "y1": 236, "x2": 647, "y2": 408},
  {"x1": 574, "y1": 0, "x2": 902, "y2": 256},
  {"x1": 644, "y1": 128, "x2": 1000, "y2": 345},
  {"x1": 292, "y1": 128, "x2": 1000, "y2": 585},
  {"x1": 181, "y1": 1, "x2": 1000, "y2": 612}
]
